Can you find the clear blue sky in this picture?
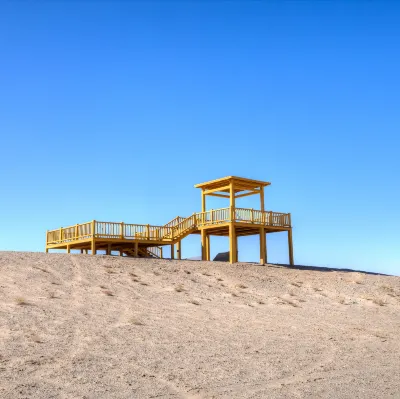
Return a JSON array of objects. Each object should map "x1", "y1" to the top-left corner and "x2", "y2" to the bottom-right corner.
[{"x1": 0, "y1": 1, "x2": 399, "y2": 275}]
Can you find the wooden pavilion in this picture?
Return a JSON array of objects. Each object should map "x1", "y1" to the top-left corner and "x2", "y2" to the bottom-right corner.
[{"x1": 45, "y1": 176, "x2": 294, "y2": 265}]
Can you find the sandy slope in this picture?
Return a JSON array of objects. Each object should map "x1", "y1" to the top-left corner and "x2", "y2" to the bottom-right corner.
[{"x1": 0, "y1": 252, "x2": 399, "y2": 399}]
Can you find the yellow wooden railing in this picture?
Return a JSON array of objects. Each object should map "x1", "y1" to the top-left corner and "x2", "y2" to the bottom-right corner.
[
  {"x1": 46, "y1": 207, "x2": 291, "y2": 246},
  {"x1": 163, "y1": 216, "x2": 185, "y2": 229}
]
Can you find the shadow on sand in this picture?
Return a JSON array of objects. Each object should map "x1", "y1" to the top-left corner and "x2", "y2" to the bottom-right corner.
[{"x1": 263, "y1": 263, "x2": 389, "y2": 276}]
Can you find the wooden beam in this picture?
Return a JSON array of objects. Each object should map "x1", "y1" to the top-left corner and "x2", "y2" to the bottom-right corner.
[
  {"x1": 233, "y1": 185, "x2": 261, "y2": 192},
  {"x1": 259, "y1": 227, "x2": 266, "y2": 265},
  {"x1": 229, "y1": 182, "x2": 235, "y2": 222},
  {"x1": 134, "y1": 241, "x2": 139, "y2": 258},
  {"x1": 206, "y1": 234, "x2": 210, "y2": 261},
  {"x1": 201, "y1": 189, "x2": 206, "y2": 212},
  {"x1": 171, "y1": 244, "x2": 175, "y2": 260},
  {"x1": 177, "y1": 240, "x2": 181, "y2": 260},
  {"x1": 235, "y1": 191, "x2": 259, "y2": 199},
  {"x1": 201, "y1": 229, "x2": 207, "y2": 260},
  {"x1": 229, "y1": 223, "x2": 237, "y2": 264},
  {"x1": 204, "y1": 185, "x2": 232, "y2": 195},
  {"x1": 206, "y1": 193, "x2": 230, "y2": 198},
  {"x1": 91, "y1": 240, "x2": 96, "y2": 255},
  {"x1": 288, "y1": 229, "x2": 294, "y2": 266},
  {"x1": 260, "y1": 186, "x2": 265, "y2": 213}
]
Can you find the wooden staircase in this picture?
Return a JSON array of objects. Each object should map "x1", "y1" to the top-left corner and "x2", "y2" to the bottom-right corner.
[
  {"x1": 161, "y1": 214, "x2": 198, "y2": 242},
  {"x1": 123, "y1": 246, "x2": 162, "y2": 258}
]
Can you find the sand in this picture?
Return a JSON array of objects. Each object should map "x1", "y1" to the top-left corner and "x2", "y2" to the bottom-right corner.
[{"x1": 0, "y1": 252, "x2": 399, "y2": 398}]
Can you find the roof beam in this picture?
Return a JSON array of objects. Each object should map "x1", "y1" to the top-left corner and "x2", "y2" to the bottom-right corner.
[
  {"x1": 207, "y1": 193, "x2": 230, "y2": 198},
  {"x1": 235, "y1": 191, "x2": 259, "y2": 199},
  {"x1": 204, "y1": 185, "x2": 231, "y2": 195}
]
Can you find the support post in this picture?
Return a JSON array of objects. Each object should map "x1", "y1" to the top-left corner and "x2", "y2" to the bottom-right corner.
[
  {"x1": 229, "y1": 180, "x2": 235, "y2": 221},
  {"x1": 171, "y1": 244, "x2": 175, "y2": 259},
  {"x1": 260, "y1": 186, "x2": 265, "y2": 212},
  {"x1": 80, "y1": 249, "x2": 84, "y2": 254},
  {"x1": 92, "y1": 220, "x2": 96, "y2": 239},
  {"x1": 206, "y1": 234, "x2": 210, "y2": 261},
  {"x1": 259, "y1": 227, "x2": 266, "y2": 265},
  {"x1": 107, "y1": 243, "x2": 111, "y2": 256},
  {"x1": 91, "y1": 240, "x2": 96, "y2": 255},
  {"x1": 134, "y1": 241, "x2": 139, "y2": 258},
  {"x1": 229, "y1": 223, "x2": 237, "y2": 264},
  {"x1": 288, "y1": 229, "x2": 294, "y2": 266},
  {"x1": 201, "y1": 229, "x2": 207, "y2": 260},
  {"x1": 67, "y1": 245, "x2": 71, "y2": 254},
  {"x1": 177, "y1": 240, "x2": 181, "y2": 260},
  {"x1": 265, "y1": 233, "x2": 268, "y2": 264},
  {"x1": 201, "y1": 189, "x2": 206, "y2": 212},
  {"x1": 160, "y1": 247, "x2": 163, "y2": 259}
]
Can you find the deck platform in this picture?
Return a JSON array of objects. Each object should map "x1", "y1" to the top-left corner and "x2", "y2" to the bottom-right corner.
[{"x1": 46, "y1": 176, "x2": 294, "y2": 264}]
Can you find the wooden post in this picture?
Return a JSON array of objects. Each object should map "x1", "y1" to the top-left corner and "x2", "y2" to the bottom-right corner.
[
  {"x1": 75, "y1": 224, "x2": 78, "y2": 240},
  {"x1": 229, "y1": 223, "x2": 237, "y2": 264},
  {"x1": 160, "y1": 247, "x2": 163, "y2": 259},
  {"x1": 288, "y1": 229, "x2": 294, "y2": 266},
  {"x1": 229, "y1": 181, "x2": 235, "y2": 221},
  {"x1": 260, "y1": 186, "x2": 265, "y2": 212},
  {"x1": 229, "y1": 180, "x2": 237, "y2": 264},
  {"x1": 171, "y1": 244, "x2": 175, "y2": 260},
  {"x1": 146, "y1": 224, "x2": 150, "y2": 240},
  {"x1": 107, "y1": 243, "x2": 111, "y2": 256},
  {"x1": 67, "y1": 245, "x2": 70, "y2": 254},
  {"x1": 206, "y1": 234, "x2": 210, "y2": 261},
  {"x1": 201, "y1": 229, "x2": 207, "y2": 260},
  {"x1": 120, "y1": 250, "x2": 123, "y2": 257},
  {"x1": 201, "y1": 189, "x2": 206, "y2": 212},
  {"x1": 177, "y1": 240, "x2": 181, "y2": 260},
  {"x1": 120, "y1": 222, "x2": 124, "y2": 239},
  {"x1": 265, "y1": 233, "x2": 268, "y2": 264},
  {"x1": 91, "y1": 240, "x2": 96, "y2": 255},
  {"x1": 80, "y1": 249, "x2": 84, "y2": 254},
  {"x1": 134, "y1": 242, "x2": 139, "y2": 258},
  {"x1": 259, "y1": 227, "x2": 266, "y2": 265}
]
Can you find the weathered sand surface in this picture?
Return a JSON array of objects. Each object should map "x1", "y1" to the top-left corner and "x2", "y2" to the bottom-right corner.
[{"x1": 1, "y1": 252, "x2": 399, "y2": 398}]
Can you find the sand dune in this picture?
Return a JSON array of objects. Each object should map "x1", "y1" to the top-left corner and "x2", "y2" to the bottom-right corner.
[{"x1": 0, "y1": 252, "x2": 399, "y2": 398}]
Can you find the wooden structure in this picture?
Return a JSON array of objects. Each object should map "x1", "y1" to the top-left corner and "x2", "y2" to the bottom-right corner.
[{"x1": 45, "y1": 176, "x2": 294, "y2": 265}]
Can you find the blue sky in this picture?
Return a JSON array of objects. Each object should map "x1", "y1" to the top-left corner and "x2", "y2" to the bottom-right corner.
[{"x1": 0, "y1": 1, "x2": 399, "y2": 275}]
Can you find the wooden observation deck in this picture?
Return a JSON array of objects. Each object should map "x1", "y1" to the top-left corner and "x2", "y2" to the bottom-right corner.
[{"x1": 46, "y1": 176, "x2": 294, "y2": 265}]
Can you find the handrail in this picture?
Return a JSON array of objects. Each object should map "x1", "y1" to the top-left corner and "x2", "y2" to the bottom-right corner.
[
  {"x1": 46, "y1": 207, "x2": 291, "y2": 245},
  {"x1": 163, "y1": 216, "x2": 186, "y2": 229}
]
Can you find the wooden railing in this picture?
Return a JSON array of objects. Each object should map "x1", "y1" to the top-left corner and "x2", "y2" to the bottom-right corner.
[
  {"x1": 163, "y1": 216, "x2": 185, "y2": 229},
  {"x1": 46, "y1": 208, "x2": 291, "y2": 246},
  {"x1": 146, "y1": 246, "x2": 163, "y2": 258},
  {"x1": 166, "y1": 214, "x2": 198, "y2": 239},
  {"x1": 195, "y1": 207, "x2": 291, "y2": 227},
  {"x1": 47, "y1": 221, "x2": 93, "y2": 245}
]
